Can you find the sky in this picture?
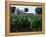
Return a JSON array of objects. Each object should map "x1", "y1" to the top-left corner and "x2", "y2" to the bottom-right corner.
[
  {"x1": 16, "y1": 6, "x2": 37, "y2": 14},
  {"x1": 11, "y1": 5, "x2": 40, "y2": 14}
]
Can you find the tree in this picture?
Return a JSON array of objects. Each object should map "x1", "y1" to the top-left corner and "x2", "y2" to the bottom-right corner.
[
  {"x1": 10, "y1": 7, "x2": 15, "y2": 13},
  {"x1": 25, "y1": 8, "x2": 28, "y2": 12},
  {"x1": 35, "y1": 7, "x2": 42, "y2": 15},
  {"x1": 16, "y1": 8, "x2": 21, "y2": 14}
]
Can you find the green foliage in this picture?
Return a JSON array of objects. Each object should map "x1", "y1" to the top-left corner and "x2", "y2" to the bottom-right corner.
[{"x1": 10, "y1": 14, "x2": 42, "y2": 32}]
